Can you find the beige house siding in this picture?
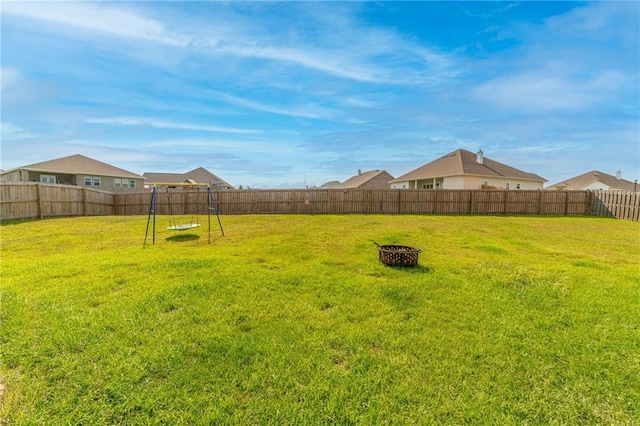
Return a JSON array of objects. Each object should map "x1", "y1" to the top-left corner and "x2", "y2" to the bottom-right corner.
[
  {"x1": 392, "y1": 175, "x2": 544, "y2": 190},
  {"x1": 581, "y1": 181, "x2": 611, "y2": 191},
  {"x1": 77, "y1": 174, "x2": 145, "y2": 193}
]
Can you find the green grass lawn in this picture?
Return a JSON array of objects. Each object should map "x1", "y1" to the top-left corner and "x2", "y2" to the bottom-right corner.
[{"x1": 1, "y1": 214, "x2": 639, "y2": 424}]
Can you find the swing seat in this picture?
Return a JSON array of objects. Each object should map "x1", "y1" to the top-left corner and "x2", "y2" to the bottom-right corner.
[{"x1": 167, "y1": 223, "x2": 201, "y2": 231}]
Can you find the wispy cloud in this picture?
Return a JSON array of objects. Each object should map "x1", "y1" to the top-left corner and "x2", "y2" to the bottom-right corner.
[
  {"x1": 210, "y1": 42, "x2": 393, "y2": 84},
  {"x1": 209, "y1": 91, "x2": 337, "y2": 120},
  {"x1": 0, "y1": 122, "x2": 39, "y2": 140},
  {"x1": 2, "y1": 1, "x2": 453, "y2": 86},
  {"x1": 1, "y1": 2, "x2": 188, "y2": 46},
  {"x1": 85, "y1": 117, "x2": 262, "y2": 134}
]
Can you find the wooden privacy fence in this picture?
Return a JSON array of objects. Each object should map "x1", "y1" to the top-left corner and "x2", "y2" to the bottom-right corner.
[
  {"x1": 0, "y1": 182, "x2": 115, "y2": 220},
  {"x1": 2, "y1": 184, "x2": 639, "y2": 221},
  {"x1": 115, "y1": 189, "x2": 594, "y2": 217}
]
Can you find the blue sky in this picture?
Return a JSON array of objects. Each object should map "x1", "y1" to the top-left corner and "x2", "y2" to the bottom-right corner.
[{"x1": 1, "y1": 1, "x2": 638, "y2": 188}]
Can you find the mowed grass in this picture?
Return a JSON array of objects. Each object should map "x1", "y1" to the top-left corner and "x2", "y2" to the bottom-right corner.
[{"x1": 1, "y1": 214, "x2": 639, "y2": 424}]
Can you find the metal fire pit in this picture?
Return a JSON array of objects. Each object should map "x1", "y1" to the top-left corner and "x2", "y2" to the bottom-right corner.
[{"x1": 374, "y1": 242, "x2": 422, "y2": 267}]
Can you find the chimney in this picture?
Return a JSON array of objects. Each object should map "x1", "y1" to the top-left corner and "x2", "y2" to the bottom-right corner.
[
  {"x1": 358, "y1": 169, "x2": 362, "y2": 175},
  {"x1": 616, "y1": 170, "x2": 622, "y2": 180},
  {"x1": 476, "y1": 150, "x2": 484, "y2": 164}
]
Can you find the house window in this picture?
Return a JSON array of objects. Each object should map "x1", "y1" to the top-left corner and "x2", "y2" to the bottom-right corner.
[
  {"x1": 423, "y1": 184, "x2": 433, "y2": 189},
  {"x1": 115, "y1": 179, "x2": 134, "y2": 188},
  {"x1": 85, "y1": 176, "x2": 101, "y2": 186},
  {"x1": 516, "y1": 183, "x2": 521, "y2": 189},
  {"x1": 483, "y1": 181, "x2": 488, "y2": 186},
  {"x1": 506, "y1": 183, "x2": 510, "y2": 189},
  {"x1": 40, "y1": 175, "x2": 55, "y2": 184}
]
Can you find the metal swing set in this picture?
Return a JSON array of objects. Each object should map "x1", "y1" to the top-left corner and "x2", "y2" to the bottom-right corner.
[{"x1": 143, "y1": 183, "x2": 224, "y2": 247}]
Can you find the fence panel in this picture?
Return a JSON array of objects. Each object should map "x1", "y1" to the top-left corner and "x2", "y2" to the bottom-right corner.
[
  {"x1": 0, "y1": 183, "x2": 39, "y2": 219},
  {"x1": 590, "y1": 190, "x2": 640, "y2": 221},
  {"x1": 0, "y1": 183, "x2": 114, "y2": 220}
]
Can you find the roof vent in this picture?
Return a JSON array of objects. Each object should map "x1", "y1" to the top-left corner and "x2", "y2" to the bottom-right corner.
[
  {"x1": 616, "y1": 170, "x2": 622, "y2": 180},
  {"x1": 476, "y1": 150, "x2": 484, "y2": 164}
]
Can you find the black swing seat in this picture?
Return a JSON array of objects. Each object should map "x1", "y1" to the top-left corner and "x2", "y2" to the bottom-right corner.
[{"x1": 167, "y1": 223, "x2": 201, "y2": 231}]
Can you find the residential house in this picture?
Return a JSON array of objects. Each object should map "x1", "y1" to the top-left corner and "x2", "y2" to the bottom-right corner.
[
  {"x1": 0, "y1": 154, "x2": 145, "y2": 192},
  {"x1": 321, "y1": 169, "x2": 394, "y2": 190},
  {"x1": 143, "y1": 167, "x2": 233, "y2": 190},
  {"x1": 390, "y1": 149, "x2": 546, "y2": 190},
  {"x1": 547, "y1": 170, "x2": 637, "y2": 191}
]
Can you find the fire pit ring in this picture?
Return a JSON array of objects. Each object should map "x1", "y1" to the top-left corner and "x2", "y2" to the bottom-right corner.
[{"x1": 374, "y1": 242, "x2": 422, "y2": 267}]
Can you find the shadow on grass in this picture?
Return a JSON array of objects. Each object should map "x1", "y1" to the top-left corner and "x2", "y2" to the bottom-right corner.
[
  {"x1": 1, "y1": 218, "x2": 43, "y2": 226},
  {"x1": 383, "y1": 264, "x2": 432, "y2": 273},
  {"x1": 166, "y1": 233, "x2": 200, "y2": 242}
]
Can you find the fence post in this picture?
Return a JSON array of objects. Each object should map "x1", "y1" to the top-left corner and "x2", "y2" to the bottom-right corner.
[
  {"x1": 36, "y1": 183, "x2": 43, "y2": 219},
  {"x1": 83, "y1": 187, "x2": 88, "y2": 216},
  {"x1": 503, "y1": 191, "x2": 508, "y2": 215},
  {"x1": 538, "y1": 191, "x2": 543, "y2": 215},
  {"x1": 584, "y1": 191, "x2": 591, "y2": 216}
]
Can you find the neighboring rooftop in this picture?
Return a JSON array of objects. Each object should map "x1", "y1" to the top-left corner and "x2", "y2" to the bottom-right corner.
[
  {"x1": 391, "y1": 149, "x2": 547, "y2": 183},
  {"x1": 143, "y1": 167, "x2": 233, "y2": 189},
  {"x1": 548, "y1": 170, "x2": 637, "y2": 190},
  {"x1": 341, "y1": 169, "x2": 391, "y2": 188},
  {"x1": 320, "y1": 180, "x2": 345, "y2": 189},
  {"x1": 8, "y1": 154, "x2": 143, "y2": 178}
]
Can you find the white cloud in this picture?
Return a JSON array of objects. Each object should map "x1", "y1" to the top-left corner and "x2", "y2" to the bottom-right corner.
[
  {"x1": 0, "y1": 122, "x2": 38, "y2": 140},
  {"x1": 85, "y1": 117, "x2": 262, "y2": 134},
  {"x1": 1, "y1": 2, "x2": 188, "y2": 46},
  {"x1": 1, "y1": 67, "x2": 21, "y2": 92}
]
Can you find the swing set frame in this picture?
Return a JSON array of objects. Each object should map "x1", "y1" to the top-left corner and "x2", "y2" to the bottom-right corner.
[{"x1": 143, "y1": 183, "x2": 224, "y2": 247}]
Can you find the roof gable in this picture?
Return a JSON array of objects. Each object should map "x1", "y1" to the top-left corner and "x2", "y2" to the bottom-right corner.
[
  {"x1": 391, "y1": 149, "x2": 546, "y2": 183},
  {"x1": 15, "y1": 154, "x2": 143, "y2": 178},
  {"x1": 185, "y1": 167, "x2": 232, "y2": 187},
  {"x1": 342, "y1": 170, "x2": 393, "y2": 188}
]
